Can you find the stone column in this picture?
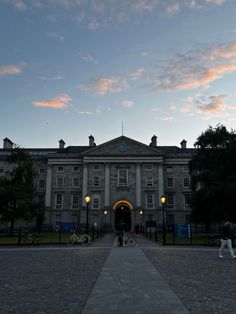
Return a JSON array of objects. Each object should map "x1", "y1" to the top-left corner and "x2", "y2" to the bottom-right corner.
[
  {"x1": 105, "y1": 163, "x2": 110, "y2": 207},
  {"x1": 45, "y1": 166, "x2": 52, "y2": 207},
  {"x1": 136, "y1": 163, "x2": 141, "y2": 207},
  {"x1": 158, "y1": 164, "x2": 164, "y2": 205},
  {"x1": 82, "y1": 164, "x2": 88, "y2": 207}
]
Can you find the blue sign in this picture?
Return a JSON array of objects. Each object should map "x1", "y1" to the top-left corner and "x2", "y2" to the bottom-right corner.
[
  {"x1": 61, "y1": 222, "x2": 75, "y2": 232},
  {"x1": 173, "y1": 224, "x2": 191, "y2": 238}
]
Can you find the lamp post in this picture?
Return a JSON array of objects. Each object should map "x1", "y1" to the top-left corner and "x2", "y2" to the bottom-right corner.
[
  {"x1": 139, "y1": 210, "x2": 143, "y2": 233},
  {"x1": 104, "y1": 210, "x2": 108, "y2": 233},
  {"x1": 84, "y1": 194, "x2": 91, "y2": 234},
  {"x1": 160, "y1": 195, "x2": 166, "y2": 245}
]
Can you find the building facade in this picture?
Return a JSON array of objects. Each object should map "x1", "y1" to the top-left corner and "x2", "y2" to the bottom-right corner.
[{"x1": 0, "y1": 135, "x2": 195, "y2": 231}]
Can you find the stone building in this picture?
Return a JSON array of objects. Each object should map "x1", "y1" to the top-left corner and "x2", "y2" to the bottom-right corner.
[{"x1": 0, "y1": 135, "x2": 195, "y2": 232}]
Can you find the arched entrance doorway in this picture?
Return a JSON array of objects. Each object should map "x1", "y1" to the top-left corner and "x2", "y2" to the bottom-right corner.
[{"x1": 113, "y1": 200, "x2": 133, "y2": 231}]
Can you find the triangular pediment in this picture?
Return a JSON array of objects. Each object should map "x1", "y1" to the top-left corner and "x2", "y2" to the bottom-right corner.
[{"x1": 82, "y1": 136, "x2": 163, "y2": 157}]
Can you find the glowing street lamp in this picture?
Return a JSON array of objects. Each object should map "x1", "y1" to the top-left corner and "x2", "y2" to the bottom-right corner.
[
  {"x1": 104, "y1": 210, "x2": 108, "y2": 233},
  {"x1": 139, "y1": 210, "x2": 143, "y2": 233},
  {"x1": 84, "y1": 194, "x2": 91, "y2": 234},
  {"x1": 160, "y1": 195, "x2": 166, "y2": 245}
]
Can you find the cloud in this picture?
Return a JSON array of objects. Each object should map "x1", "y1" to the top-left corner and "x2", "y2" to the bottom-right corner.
[
  {"x1": 149, "y1": 42, "x2": 236, "y2": 92},
  {"x1": 9, "y1": 0, "x2": 28, "y2": 10},
  {"x1": 121, "y1": 100, "x2": 134, "y2": 108},
  {"x1": 78, "y1": 76, "x2": 128, "y2": 95},
  {"x1": 166, "y1": 3, "x2": 180, "y2": 15},
  {"x1": 77, "y1": 111, "x2": 93, "y2": 115},
  {"x1": 8, "y1": 0, "x2": 229, "y2": 28},
  {"x1": 47, "y1": 32, "x2": 64, "y2": 41},
  {"x1": 154, "y1": 116, "x2": 174, "y2": 122},
  {"x1": 78, "y1": 52, "x2": 97, "y2": 64},
  {"x1": 130, "y1": 68, "x2": 145, "y2": 80},
  {"x1": 206, "y1": 0, "x2": 226, "y2": 5},
  {"x1": 0, "y1": 65, "x2": 22, "y2": 76},
  {"x1": 32, "y1": 94, "x2": 71, "y2": 109},
  {"x1": 39, "y1": 75, "x2": 63, "y2": 80},
  {"x1": 196, "y1": 95, "x2": 227, "y2": 114}
]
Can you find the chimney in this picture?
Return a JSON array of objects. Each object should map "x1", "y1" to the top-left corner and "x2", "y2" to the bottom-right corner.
[
  {"x1": 89, "y1": 135, "x2": 96, "y2": 147},
  {"x1": 180, "y1": 139, "x2": 187, "y2": 149},
  {"x1": 150, "y1": 135, "x2": 157, "y2": 147},
  {"x1": 59, "y1": 139, "x2": 65, "y2": 149},
  {"x1": 3, "y1": 137, "x2": 13, "y2": 149}
]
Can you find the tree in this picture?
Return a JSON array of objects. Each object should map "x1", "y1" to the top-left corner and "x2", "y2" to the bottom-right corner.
[
  {"x1": 0, "y1": 146, "x2": 39, "y2": 235},
  {"x1": 189, "y1": 124, "x2": 236, "y2": 232}
]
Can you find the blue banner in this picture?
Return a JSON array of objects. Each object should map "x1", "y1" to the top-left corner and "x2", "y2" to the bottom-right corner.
[{"x1": 173, "y1": 224, "x2": 191, "y2": 238}]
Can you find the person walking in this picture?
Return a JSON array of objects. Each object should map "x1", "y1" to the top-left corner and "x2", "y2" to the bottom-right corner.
[{"x1": 218, "y1": 221, "x2": 236, "y2": 259}]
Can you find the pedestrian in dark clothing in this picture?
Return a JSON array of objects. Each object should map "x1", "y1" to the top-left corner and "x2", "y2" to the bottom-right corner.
[{"x1": 218, "y1": 221, "x2": 236, "y2": 259}]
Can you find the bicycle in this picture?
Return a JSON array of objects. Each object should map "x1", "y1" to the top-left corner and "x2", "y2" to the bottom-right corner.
[
  {"x1": 123, "y1": 233, "x2": 136, "y2": 247},
  {"x1": 22, "y1": 232, "x2": 40, "y2": 245},
  {"x1": 67, "y1": 230, "x2": 91, "y2": 246}
]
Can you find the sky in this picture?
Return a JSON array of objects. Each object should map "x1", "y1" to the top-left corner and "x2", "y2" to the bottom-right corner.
[{"x1": 1, "y1": 0, "x2": 236, "y2": 149}]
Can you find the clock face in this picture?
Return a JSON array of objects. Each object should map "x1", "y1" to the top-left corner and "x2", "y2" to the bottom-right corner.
[{"x1": 118, "y1": 143, "x2": 128, "y2": 152}]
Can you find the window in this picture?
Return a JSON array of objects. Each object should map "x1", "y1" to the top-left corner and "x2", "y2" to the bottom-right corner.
[
  {"x1": 73, "y1": 166, "x2": 79, "y2": 172},
  {"x1": 166, "y1": 166, "x2": 173, "y2": 173},
  {"x1": 56, "y1": 214, "x2": 61, "y2": 226},
  {"x1": 184, "y1": 194, "x2": 191, "y2": 208},
  {"x1": 147, "y1": 214, "x2": 153, "y2": 221},
  {"x1": 56, "y1": 178, "x2": 64, "y2": 188},
  {"x1": 0, "y1": 168, "x2": 4, "y2": 174},
  {"x1": 167, "y1": 177, "x2": 174, "y2": 188},
  {"x1": 168, "y1": 214, "x2": 175, "y2": 226},
  {"x1": 73, "y1": 177, "x2": 79, "y2": 187},
  {"x1": 72, "y1": 194, "x2": 79, "y2": 208},
  {"x1": 38, "y1": 194, "x2": 44, "y2": 206},
  {"x1": 118, "y1": 169, "x2": 128, "y2": 187},
  {"x1": 183, "y1": 177, "x2": 190, "y2": 188},
  {"x1": 146, "y1": 176, "x2": 153, "y2": 187},
  {"x1": 167, "y1": 194, "x2": 175, "y2": 208},
  {"x1": 38, "y1": 179, "x2": 45, "y2": 189},
  {"x1": 145, "y1": 164, "x2": 153, "y2": 171},
  {"x1": 183, "y1": 165, "x2": 189, "y2": 172},
  {"x1": 55, "y1": 194, "x2": 63, "y2": 209},
  {"x1": 93, "y1": 165, "x2": 100, "y2": 171},
  {"x1": 93, "y1": 176, "x2": 100, "y2": 187},
  {"x1": 57, "y1": 166, "x2": 64, "y2": 172},
  {"x1": 39, "y1": 168, "x2": 45, "y2": 174},
  {"x1": 146, "y1": 193, "x2": 154, "y2": 209},
  {"x1": 92, "y1": 194, "x2": 100, "y2": 209}
]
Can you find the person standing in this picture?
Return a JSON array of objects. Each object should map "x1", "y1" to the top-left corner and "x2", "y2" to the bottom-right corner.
[{"x1": 218, "y1": 221, "x2": 236, "y2": 259}]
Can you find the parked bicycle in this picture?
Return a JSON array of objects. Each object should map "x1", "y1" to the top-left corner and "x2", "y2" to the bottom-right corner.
[
  {"x1": 22, "y1": 231, "x2": 40, "y2": 245},
  {"x1": 117, "y1": 232, "x2": 136, "y2": 247},
  {"x1": 123, "y1": 233, "x2": 136, "y2": 246},
  {"x1": 67, "y1": 230, "x2": 91, "y2": 246}
]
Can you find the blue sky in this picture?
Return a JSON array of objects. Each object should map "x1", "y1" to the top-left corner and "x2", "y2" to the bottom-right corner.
[{"x1": 1, "y1": 0, "x2": 236, "y2": 148}]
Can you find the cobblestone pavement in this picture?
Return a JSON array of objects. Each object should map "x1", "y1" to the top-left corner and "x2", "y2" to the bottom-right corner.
[
  {"x1": 1, "y1": 234, "x2": 236, "y2": 313},
  {"x1": 134, "y1": 235, "x2": 236, "y2": 314},
  {"x1": 0, "y1": 234, "x2": 115, "y2": 314}
]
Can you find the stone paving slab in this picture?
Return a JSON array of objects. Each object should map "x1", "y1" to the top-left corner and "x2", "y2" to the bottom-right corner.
[{"x1": 81, "y1": 245, "x2": 189, "y2": 314}]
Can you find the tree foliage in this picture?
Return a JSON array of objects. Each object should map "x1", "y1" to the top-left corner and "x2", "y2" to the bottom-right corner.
[
  {"x1": 189, "y1": 124, "x2": 236, "y2": 231},
  {"x1": 0, "y1": 146, "x2": 40, "y2": 235}
]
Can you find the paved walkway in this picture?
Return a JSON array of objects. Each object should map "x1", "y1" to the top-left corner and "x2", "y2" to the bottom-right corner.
[{"x1": 82, "y1": 237, "x2": 189, "y2": 314}]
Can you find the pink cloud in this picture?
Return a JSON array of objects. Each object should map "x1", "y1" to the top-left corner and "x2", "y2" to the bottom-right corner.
[
  {"x1": 196, "y1": 95, "x2": 227, "y2": 114},
  {"x1": 0, "y1": 65, "x2": 22, "y2": 76},
  {"x1": 175, "y1": 65, "x2": 236, "y2": 90},
  {"x1": 150, "y1": 42, "x2": 236, "y2": 92},
  {"x1": 32, "y1": 94, "x2": 71, "y2": 109},
  {"x1": 206, "y1": 0, "x2": 226, "y2": 5},
  {"x1": 78, "y1": 76, "x2": 128, "y2": 95}
]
